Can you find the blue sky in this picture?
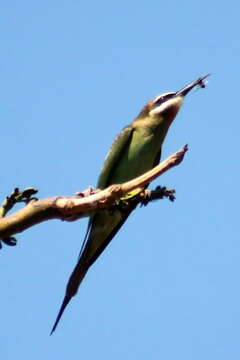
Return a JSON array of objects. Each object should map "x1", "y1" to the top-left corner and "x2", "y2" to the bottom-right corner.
[{"x1": 1, "y1": 1, "x2": 239, "y2": 359}]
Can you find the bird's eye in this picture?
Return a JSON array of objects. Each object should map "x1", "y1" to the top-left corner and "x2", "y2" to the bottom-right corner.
[
  {"x1": 155, "y1": 93, "x2": 174, "y2": 106},
  {"x1": 155, "y1": 96, "x2": 164, "y2": 105}
]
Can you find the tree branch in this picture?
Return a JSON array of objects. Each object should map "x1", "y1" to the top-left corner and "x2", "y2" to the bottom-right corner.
[{"x1": 0, "y1": 144, "x2": 188, "y2": 243}]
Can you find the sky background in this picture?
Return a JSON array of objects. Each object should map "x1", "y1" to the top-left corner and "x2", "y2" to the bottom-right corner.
[{"x1": 1, "y1": 1, "x2": 239, "y2": 359}]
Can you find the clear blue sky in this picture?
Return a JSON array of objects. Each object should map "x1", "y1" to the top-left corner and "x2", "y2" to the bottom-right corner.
[{"x1": 1, "y1": 1, "x2": 239, "y2": 359}]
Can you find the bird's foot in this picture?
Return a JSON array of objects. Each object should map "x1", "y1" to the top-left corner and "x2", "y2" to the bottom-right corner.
[{"x1": 75, "y1": 186, "x2": 98, "y2": 198}]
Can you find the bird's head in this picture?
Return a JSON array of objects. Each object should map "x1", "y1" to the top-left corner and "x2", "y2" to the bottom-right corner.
[{"x1": 135, "y1": 74, "x2": 210, "y2": 126}]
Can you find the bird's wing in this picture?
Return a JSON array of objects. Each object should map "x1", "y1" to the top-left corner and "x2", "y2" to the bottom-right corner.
[
  {"x1": 78, "y1": 125, "x2": 134, "y2": 258},
  {"x1": 153, "y1": 148, "x2": 161, "y2": 168},
  {"x1": 77, "y1": 124, "x2": 135, "y2": 264},
  {"x1": 97, "y1": 125, "x2": 134, "y2": 188}
]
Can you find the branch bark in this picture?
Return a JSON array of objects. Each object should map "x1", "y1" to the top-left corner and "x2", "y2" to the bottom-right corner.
[{"x1": 0, "y1": 144, "x2": 188, "y2": 240}]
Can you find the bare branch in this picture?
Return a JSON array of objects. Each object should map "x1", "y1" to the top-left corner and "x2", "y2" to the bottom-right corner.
[{"x1": 0, "y1": 144, "x2": 188, "y2": 241}]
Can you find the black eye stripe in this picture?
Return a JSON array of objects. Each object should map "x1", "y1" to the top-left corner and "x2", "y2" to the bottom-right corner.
[{"x1": 155, "y1": 93, "x2": 174, "y2": 106}]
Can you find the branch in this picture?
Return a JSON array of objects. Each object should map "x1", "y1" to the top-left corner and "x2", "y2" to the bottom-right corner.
[{"x1": 0, "y1": 144, "x2": 188, "y2": 243}]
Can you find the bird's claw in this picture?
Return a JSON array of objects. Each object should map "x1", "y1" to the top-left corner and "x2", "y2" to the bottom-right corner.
[{"x1": 75, "y1": 187, "x2": 97, "y2": 198}]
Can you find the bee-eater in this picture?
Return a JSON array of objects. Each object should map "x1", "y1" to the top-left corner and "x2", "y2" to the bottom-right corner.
[{"x1": 51, "y1": 74, "x2": 209, "y2": 334}]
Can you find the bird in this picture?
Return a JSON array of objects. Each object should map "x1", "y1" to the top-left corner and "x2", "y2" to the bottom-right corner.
[{"x1": 51, "y1": 74, "x2": 209, "y2": 334}]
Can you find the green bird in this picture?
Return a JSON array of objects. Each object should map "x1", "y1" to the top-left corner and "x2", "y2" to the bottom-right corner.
[{"x1": 51, "y1": 74, "x2": 209, "y2": 334}]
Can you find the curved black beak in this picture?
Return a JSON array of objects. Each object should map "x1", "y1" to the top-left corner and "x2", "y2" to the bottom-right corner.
[{"x1": 175, "y1": 73, "x2": 210, "y2": 97}]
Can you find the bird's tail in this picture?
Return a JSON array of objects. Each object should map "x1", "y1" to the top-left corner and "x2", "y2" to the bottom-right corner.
[
  {"x1": 50, "y1": 263, "x2": 88, "y2": 335},
  {"x1": 50, "y1": 295, "x2": 71, "y2": 335}
]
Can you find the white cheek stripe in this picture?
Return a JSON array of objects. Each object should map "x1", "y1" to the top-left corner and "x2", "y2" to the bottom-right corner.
[{"x1": 149, "y1": 97, "x2": 183, "y2": 116}]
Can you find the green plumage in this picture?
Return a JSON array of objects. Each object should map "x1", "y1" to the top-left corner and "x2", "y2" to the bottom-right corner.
[{"x1": 51, "y1": 74, "x2": 209, "y2": 334}]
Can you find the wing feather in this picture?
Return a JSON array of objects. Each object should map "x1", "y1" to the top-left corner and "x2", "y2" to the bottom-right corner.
[{"x1": 97, "y1": 125, "x2": 134, "y2": 188}]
